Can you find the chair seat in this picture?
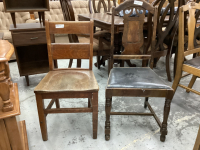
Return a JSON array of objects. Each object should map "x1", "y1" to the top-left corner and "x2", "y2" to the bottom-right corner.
[
  {"x1": 34, "y1": 70, "x2": 99, "y2": 93},
  {"x1": 184, "y1": 56, "x2": 200, "y2": 69},
  {"x1": 107, "y1": 67, "x2": 171, "y2": 89}
]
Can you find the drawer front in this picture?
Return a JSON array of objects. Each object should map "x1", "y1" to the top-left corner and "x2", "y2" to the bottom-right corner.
[{"x1": 12, "y1": 31, "x2": 47, "y2": 46}]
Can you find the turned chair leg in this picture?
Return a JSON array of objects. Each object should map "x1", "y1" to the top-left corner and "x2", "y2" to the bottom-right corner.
[
  {"x1": 97, "y1": 56, "x2": 101, "y2": 69},
  {"x1": 35, "y1": 94, "x2": 48, "y2": 141},
  {"x1": 160, "y1": 94, "x2": 172, "y2": 142},
  {"x1": 144, "y1": 97, "x2": 148, "y2": 109},
  {"x1": 186, "y1": 75, "x2": 197, "y2": 93},
  {"x1": 92, "y1": 92, "x2": 98, "y2": 139},
  {"x1": 55, "y1": 99, "x2": 60, "y2": 108},
  {"x1": 105, "y1": 97, "x2": 112, "y2": 141}
]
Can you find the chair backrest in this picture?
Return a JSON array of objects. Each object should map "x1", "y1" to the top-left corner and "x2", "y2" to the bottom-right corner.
[
  {"x1": 45, "y1": 20, "x2": 94, "y2": 70},
  {"x1": 178, "y1": 2, "x2": 200, "y2": 64},
  {"x1": 59, "y1": 0, "x2": 79, "y2": 43},
  {"x1": 110, "y1": 0, "x2": 158, "y2": 69},
  {"x1": 88, "y1": 0, "x2": 117, "y2": 13},
  {"x1": 151, "y1": 0, "x2": 179, "y2": 51}
]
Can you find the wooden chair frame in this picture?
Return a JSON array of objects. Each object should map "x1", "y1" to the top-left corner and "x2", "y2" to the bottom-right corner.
[
  {"x1": 34, "y1": 20, "x2": 99, "y2": 141},
  {"x1": 105, "y1": 0, "x2": 174, "y2": 142},
  {"x1": 172, "y1": 2, "x2": 200, "y2": 96}
]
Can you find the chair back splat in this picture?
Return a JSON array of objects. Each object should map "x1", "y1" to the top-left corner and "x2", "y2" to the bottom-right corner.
[
  {"x1": 88, "y1": 0, "x2": 117, "y2": 13},
  {"x1": 109, "y1": 0, "x2": 158, "y2": 71},
  {"x1": 45, "y1": 20, "x2": 94, "y2": 70}
]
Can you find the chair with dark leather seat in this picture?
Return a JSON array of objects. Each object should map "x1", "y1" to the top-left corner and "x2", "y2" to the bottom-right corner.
[
  {"x1": 172, "y1": 2, "x2": 200, "y2": 96},
  {"x1": 105, "y1": 0, "x2": 174, "y2": 142}
]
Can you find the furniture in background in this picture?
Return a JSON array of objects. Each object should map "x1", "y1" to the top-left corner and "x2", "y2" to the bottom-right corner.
[
  {"x1": 10, "y1": 23, "x2": 51, "y2": 86},
  {"x1": 105, "y1": 0, "x2": 174, "y2": 142},
  {"x1": 0, "y1": 40, "x2": 29, "y2": 150},
  {"x1": 0, "y1": 2, "x2": 38, "y2": 60},
  {"x1": 88, "y1": 0, "x2": 117, "y2": 68},
  {"x1": 60, "y1": 0, "x2": 112, "y2": 68},
  {"x1": 150, "y1": 0, "x2": 178, "y2": 82},
  {"x1": 34, "y1": 20, "x2": 99, "y2": 141},
  {"x1": 172, "y1": 2, "x2": 200, "y2": 96},
  {"x1": 2, "y1": 0, "x2": 49, "y2": 27}
]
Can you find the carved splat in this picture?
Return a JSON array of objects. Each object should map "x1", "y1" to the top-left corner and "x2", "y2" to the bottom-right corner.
[{"x1": 121, "y1": 8, "x2": 145, "y2": 55}]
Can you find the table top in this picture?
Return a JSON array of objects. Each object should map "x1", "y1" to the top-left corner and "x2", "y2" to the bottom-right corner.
[
  {"x1": 79, "y1": 13, "x2": 124, "y2": 25},
  {"x1": 0, "y1": 40, "x2": 14, "y2": 62}
]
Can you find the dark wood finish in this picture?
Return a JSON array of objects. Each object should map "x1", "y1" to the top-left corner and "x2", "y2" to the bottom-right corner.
[
  {"x1": 10, "y1": 23, "x2": 51, "y2": 86},
  {"x1": 59, "y1": 0, "x2": 81, "y2": 68},
  {"x1": 0, "y1": 40, "x2": 14, "y2": 112},
  {"x1": 88, "y1": 0, "x2": 116, "y2": 69},
  {"x1": 34, "y1": 20, "x2": 99, "y2": 141},
  {"x1": 105, "y1": 0, "x2": 174, "y2": 142},
  {"x1": 172, "y1": 2, "x2": 200, "y2": 96},
  {"x1": 3, "y1": 0, "x2": 49, "y2": 27}
]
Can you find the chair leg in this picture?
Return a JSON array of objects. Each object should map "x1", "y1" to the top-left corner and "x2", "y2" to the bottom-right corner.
[
  {"x1": 77, "y1": 59, "x2": 81, "y2": 68},
  {"x1": 105, "y1": 98, "x2": 112, "y2": 141},
  {"x1": 55, "y1": 99, "x2": 60, "y2": 108},
  {"x1": 92, "y1": 92, "x2": 98, "y2": 139},
  {"x1": 172, "y1": 71, "x2": 182, "y2": 95},
  {"x1": 35, "y1": 94, "x2": 48, "y2": 141},
  {"x1": 186, "y1": 75, "x2": 197, "y2": 93},
  {"x1": 120, "y1": 60, "x2": 124, "y2": 67},
  {"x1": 160, "y1": 95, "x2": 172, "y2": 142},
  {"x1": 88, "y1": 98, "x2": 91, "y2": 108},
  {"x1": 97, "y1": 56, "x2": 101, "y2": 69},
  {"x1": 144, "y1": 97, "x2": 148, "y2": 109},
  {"x1": 166, "y1": 53, "x2": 172, "y2": 82},
  {"x1": 68, "y1": 59, "x2": 73, "y2": 68}
]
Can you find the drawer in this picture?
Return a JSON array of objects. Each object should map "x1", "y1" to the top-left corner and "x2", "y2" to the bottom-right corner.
[{"x1": 12, "y1": 31, "x2": 47, "y2": 46}]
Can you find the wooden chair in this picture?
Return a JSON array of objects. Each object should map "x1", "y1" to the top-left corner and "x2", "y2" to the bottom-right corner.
[
  {"x1": 105, "y1": 0, "x2": 174, "y2": 142},
  {"x1": 88, "y1": 0, "x2": 117, "y2": 69},
  {"x1": 34, "y1": 20, "x2": 99, "y2": 141},
  {"x1": 60, "y1": 0, "x2": 110, "y2": 69},
  {"x1": 149, "y1": 0, "x2": 179, "y2": 82},
  {"x1": 172, "y1": 2, "x2": 200, "y2": 96}
]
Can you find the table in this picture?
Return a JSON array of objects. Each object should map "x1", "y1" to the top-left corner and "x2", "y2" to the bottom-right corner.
[{"x1": 10, "y1": 23, "x2": 50, "y2": 86}]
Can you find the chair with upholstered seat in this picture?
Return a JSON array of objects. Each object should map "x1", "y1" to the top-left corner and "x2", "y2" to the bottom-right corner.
[
  {"x1": 34, "y1": 20, "x2": 99, "y2": 141},
  {"x1": 105, "y1": 0, "x2": 174, "y2": 142},
  {"x1": 172, "y1": 2, "x2": 200, "y2": 96}
]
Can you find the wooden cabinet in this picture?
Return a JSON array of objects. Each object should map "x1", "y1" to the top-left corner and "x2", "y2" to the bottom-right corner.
[
  {"x1": 10, "y1": 23, "x2": 49, "y2": 86},
  {"x1": 0, "y1": 40, "x2": 28, "y2": 150},
  {"x1": 2, "y1": 0, "x2": 49, "y2": 27}
]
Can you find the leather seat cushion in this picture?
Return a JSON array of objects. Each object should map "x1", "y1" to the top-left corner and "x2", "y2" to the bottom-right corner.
[
  {"x1": 107, "y1": 67, "x2": 171, "y2": 89},
  {"x1": 184, "y1": 57, "x2": 200, "y2": 69}
]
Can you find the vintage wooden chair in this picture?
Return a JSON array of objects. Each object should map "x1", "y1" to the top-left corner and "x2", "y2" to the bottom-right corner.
[
  {"x1": 105, "y1": 0, "x2": 174, "y2": 142},
  {"x1": 34, "y1": 20, "x2": 99, "y2": 141},
  {"x1": 148, "y1": 0, "x2": 179, "y2": 82},
  {"x1": 193, "y1": 125, "x2": 200, "y2": 150},
  {"x1": 172, "y1": 2, "x2": 200, "y2": 96},
  {"x1": 60, "y1": 0, "x2": 110, "y2": 69}
]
